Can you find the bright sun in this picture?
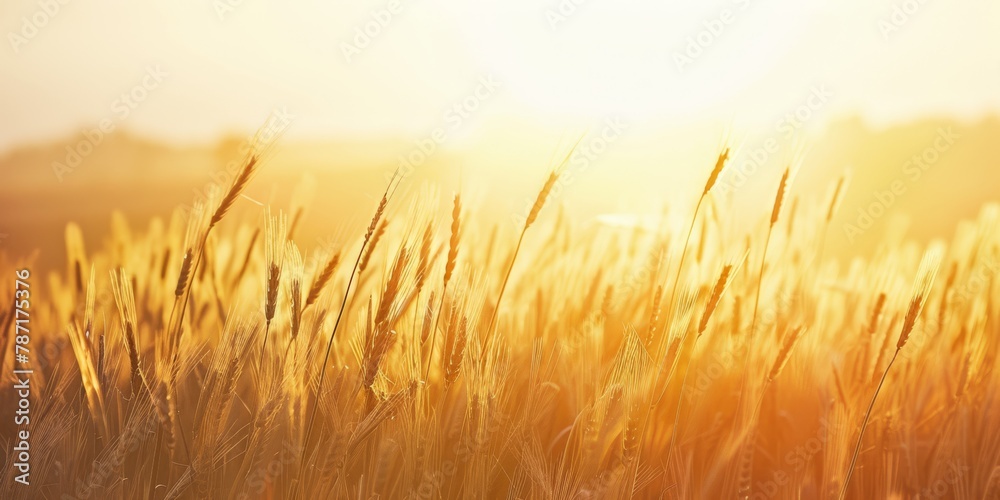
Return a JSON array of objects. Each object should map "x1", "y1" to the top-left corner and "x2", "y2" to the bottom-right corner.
[{"x1": 452, "y1": 0, "x2": 826, "y2": 119}]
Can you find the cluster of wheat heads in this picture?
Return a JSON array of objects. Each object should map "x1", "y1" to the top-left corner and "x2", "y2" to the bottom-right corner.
[{"x1": 1, "y1": 145, "x2": 999, "y2": 500}]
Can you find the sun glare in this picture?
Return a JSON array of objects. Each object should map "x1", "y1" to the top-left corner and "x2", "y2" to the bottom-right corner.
[{"x1": 452, "y1": 0, "x2": 826, "y2": 118}]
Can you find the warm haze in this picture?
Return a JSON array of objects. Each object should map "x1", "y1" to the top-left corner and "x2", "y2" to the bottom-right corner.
[{"x1": 1, "y1": 1, "x2": 999, "y2": 499}]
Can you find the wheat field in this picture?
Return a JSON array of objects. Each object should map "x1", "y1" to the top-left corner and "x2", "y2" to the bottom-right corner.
[{"x1": 1, "y1": 141, "x2": 998, "y2": 500}]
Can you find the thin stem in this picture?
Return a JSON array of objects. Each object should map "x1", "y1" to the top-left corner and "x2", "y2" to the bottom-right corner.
[
  {"x1": 283, "y1": 336, "x2": 295, "y2": 364},
  {"x1": 630, "y1": 329, "x2": 692, "y2": 497},
  {"x1": 482, "y1": 229, "x2": 527, "y2": 364},
  {"x1": 667, "y1": 195, "x2": 705, "y2": 319},
  {"x1": 628, "y1": 193, "x2": 707, "y2": 495},
  {"x1": 749, "y1": 223, "x2": 773, "y2": 351},
  {"x1": 167, "y1": 234, "x2": 208, "y2": 467},
  {"x1": 726, "y1": 373, "x2": 775, "y2": 493},
  {"x1": 258, "y1": 320, "x2": 272, "y2": 369},
  {"x1": 840, "y1": 349, "x2": 900, "y2": 500},
  {"x1": 172, "y1": 231, "x2": 209, "y2": 353},
  {"x1": 734, "y1": 223, "x2": 774, "y2": 431},
  {"x1": 296, "y1": 175, "x2": 399, "y2": 491},
  {"x1": 662, "y1": 349, "x2": 695, "y2": 474},
  {"x1": 300, "y1": 239, "x2": 368, "y2": 466},
  {"x1": 422, "y1": 284, "x2": 449, "y2": 382}
]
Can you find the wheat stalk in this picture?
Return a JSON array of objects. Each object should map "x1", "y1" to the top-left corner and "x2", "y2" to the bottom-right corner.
[
  {"x1": 839, "y1": 246, "x2": 942, "y2": 500},
  {"x1": 300, "y1": 171, "x2": 399, "y2": 484},
  {"x1": 662, "y1": 255, "x2": 745, "y2": 474},
  {"x1": 284, "y1": 242, "x2": 304, "y2": 359},
  {"x1": 483, "y1": 169, "x2": 561, "y2": 361},
  {"x1": 666, "y1": 147, "x2": 729, "y2": 322},
  {"x1": 424, "y1": 193, "x2": 461, "y2": 381},
  {"x1": 259, "y1": 207, "x2": 287, "y2": 367},
  {"x1": 172, "y1": 135, "x2": 263, "y2": 362},
  {"x1": 110, "y1": 267, "x2": 146, "y2": 396},
  {"x1": 740, "y1": 168, "x2": 791, "y2": 403}
]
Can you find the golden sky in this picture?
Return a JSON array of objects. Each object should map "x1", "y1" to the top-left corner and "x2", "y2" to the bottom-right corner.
[{"x1": 2, "y1": 0, "x2": 999, "y2": 153}]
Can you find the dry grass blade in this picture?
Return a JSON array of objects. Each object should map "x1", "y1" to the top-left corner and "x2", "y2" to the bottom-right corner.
[{"x1": 230, "y1": 227, "x2": 260, "y2": 290}]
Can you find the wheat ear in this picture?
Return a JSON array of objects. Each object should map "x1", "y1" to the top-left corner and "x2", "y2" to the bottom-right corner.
[
  {"x1": 300, "y1": 171, "x2": 398, "y2": 481},
  {"x1": 816, "y1": 171, "x2": 851, "y2": 273},
  {"x1": 839, "y1": 247, "x2": 941, "y2": 500},
  {"x1": 666, "y1": 147, "x2": 729, "y2": 322},
  {"x1": 483, "y1": 169, "x2": 560, "y2": 362},
  {"x1": 740, "y1": 168, "x2": 790, "y2": 402},
  {"x1": 259, "y1": 207, "x2": 287, "y2": 368},
  {"x1": 424, "y1": 193, "x2": 461, "y2": 381}
]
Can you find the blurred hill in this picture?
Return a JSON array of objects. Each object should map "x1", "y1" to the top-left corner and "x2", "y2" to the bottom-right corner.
[
  {"x1": 0, "y1": 131, "x2": 459, "y2": 271},
  {"x1": 1, "y1": 116, "x2": 998, "y2": 271},
  {"x1": 797, "y1": 115, "x2": 1000, "y2": 257}
]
